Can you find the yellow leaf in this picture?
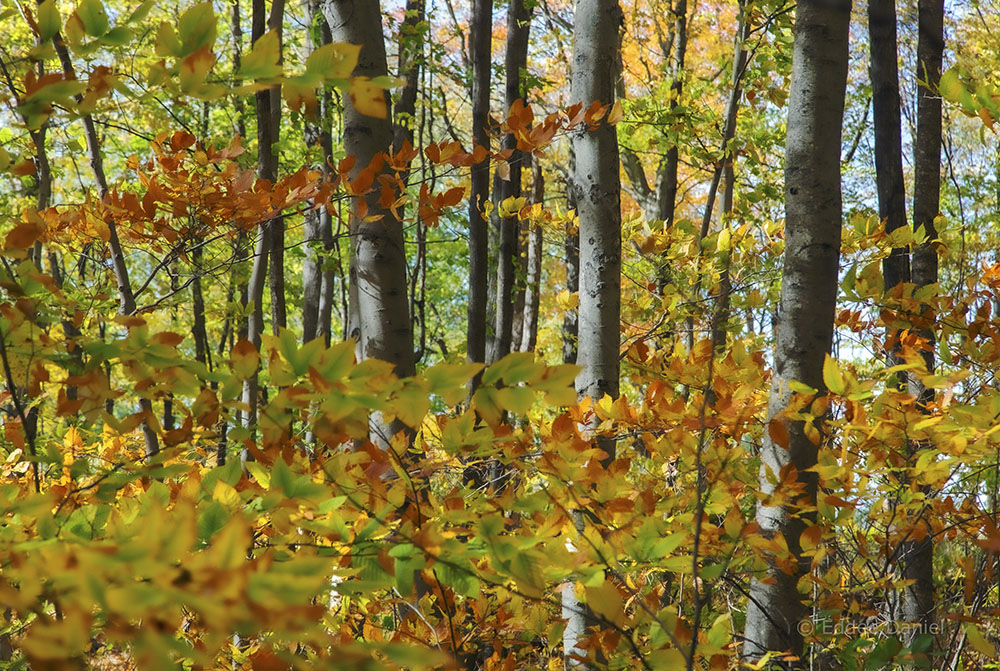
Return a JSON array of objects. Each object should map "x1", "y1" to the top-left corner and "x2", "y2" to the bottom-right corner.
[
  {"x1": 967, "y1": 624, "x2": 997, "y2": 657},
  {"x1": 585, "y1": 579, "x2": 624, "y2": 627},
  {"x1": 349, "y1": 77, "x2": 387, "y2": 119},
  {"x1": 213, "y1": 479, "x2": 241, "y2": 507},
  {"x1": 822, "y1": 355, "x2": 845, "y2": 395},
  {"x1": 240, "y1": 29, "x2": 283, "y2": 81},
  {"x1": 306, "y1": 42, "x2": 360, "y2": 80}
]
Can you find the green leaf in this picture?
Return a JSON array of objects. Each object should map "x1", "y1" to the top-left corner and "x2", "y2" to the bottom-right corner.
[
  {"x1": 585, "y1": 580, "x2": 624, "y2": 627},
  {"x1": 482, "y1": 352, "x2": 541, "y2": 386},
  {"x1": 37, "y1": 0, "x2": 61, "y2": 41},
  {"x1": 239, "y1": 30, "x2": 283, "y2": 81},
  {"x1": 155, "y1": 22, "x2": 182, "y2": 58},
  {"x1": 101, "y1": 26, "x2": 132, "y2": 46},
  {"x1": 197, "y1": 501, "x2": 229, "y2": 542},
  {"x1": 497, "y1": 386, "x2": 534, "y2": 415},
  {"x1": 177, "y1": 2, "x2": 216, "y2": 56},
  {"x1": 76, "y1": 0, "x2": 109, "y2": 36},
  {"x1": 421, "y1": 362, "x2": 483, "y2": 405},
  {"x1": 127, "y1": 0, "x2": 155, "y2": 23}
]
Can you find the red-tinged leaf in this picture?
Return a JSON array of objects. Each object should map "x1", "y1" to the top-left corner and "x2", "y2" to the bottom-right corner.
[
  {"x1": 768, "y1": 418, "x2": 790, "y2": 450},
  {"x1": 822, "y1": 495, "x2": 855, "y2": 509},
  {"x1": 439, "y1": 186, "x2": 465, "y2": 208},
  {"x1": 152, "y1": 332, "x2": 184, "y2": 347}
]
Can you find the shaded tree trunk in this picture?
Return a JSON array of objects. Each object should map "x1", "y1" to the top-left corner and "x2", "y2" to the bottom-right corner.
[
  {"x1": 900, "y1": 0, "x2": 944, "y2": 641},
  {"x1": 489, "y1": 0, "x2": 531, "y2": 363},
  {"x1": 657, "y1": 0, "x2": 687, "y2": 224},
  {"x1": 742, "y1": 0, "x2": 851, "y2": 663},
  {"x1": 467, "y1": 0, "x2": 492, "y2": 370},
  {"x1": 302, "y1": 0, "x2": 335, "y2": 344},
  {"x1": 266, "y1": 0, "x2": 287, "y2": 334},
  {"x1": 870, "y1": 0, "x2": 910, "y2": 292},
  {"x1": 241, "y1": 0, "x2": 278, "y2": 434},
  {"x1": 393, "y1": 0, "x2": 425, "y2": 155},
  {"x1": 563, "y1": 0, "x2": 623, "y2": 666}
]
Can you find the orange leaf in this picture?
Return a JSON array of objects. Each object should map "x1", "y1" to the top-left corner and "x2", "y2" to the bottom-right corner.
[
  {"x1": 4, "y1": 223, "x2": 40, "y2": 250},
  {"x1": 768, "y1": 418, "x2": 790, "y2": 449}
]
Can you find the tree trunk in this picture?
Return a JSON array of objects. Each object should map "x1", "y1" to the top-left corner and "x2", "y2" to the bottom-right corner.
[
  {"x1": 870, "y1": 0, "x2": 910, "y2": 292},
  {"x1": 489, "y1": 0, "x2": 531, "y2": 363},
  {"x1": 742, "y1": 0, "x2": 851, "y2": 663},
  {"x1": 510, "y1": 222, "x2": 529, "y2": 353},
  {"x1": 563, "y1": 151, "x2": 580, "y2": 366},
  {"x1": 50, "y1": 30, "x2": 159, "y2": 460},
  {"x1": 242, "y1": 0, "x2": 277, "y2": 433},
  {"x1": 708, "y1": 0, "x2": 749, "y2": 351},
  {"x1": 467, "y1": 0, "x2": 492, "y2": 369},
  {"x1": 563, "y1": 0, "x2": 623, "y2": 666},
  {"x1": 656, "y1": 0, "x2": 687, "y2": 224},
  {"x1": 393, "y1": 0, "x2": 425, "y2": 155},
  {"x1": 521, "y1": 158, "x2": 544, "y2": 353},
  {"x1": 266, "y1": 0, "x2": 287, "y2": 334},
  {"x1": 321, "y1": 0, "x2": 415, "y2": 385},
  {"x1": 901, "y1": 0, "x2": 944, "y2": 641},
  {"x1": 302, "y1": 0, "x2": 334, "y2": 344}
]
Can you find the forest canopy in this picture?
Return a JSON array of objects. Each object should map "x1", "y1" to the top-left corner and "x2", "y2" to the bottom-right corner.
[{"x1": 0, "y1": 0, "x2": 999, "y2": 669}]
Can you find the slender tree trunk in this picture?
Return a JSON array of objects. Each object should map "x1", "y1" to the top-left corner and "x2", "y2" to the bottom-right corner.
[
  {"x1": 900, "y1": 0, "x2": 944, "y2": 641},
  {"x1": 708, "y1": 0, "x2": 749, "y2": 351},
  {"x1": 870, "y1": 0, "x2": 910, "y2": 292},
  {"x1": 521, "y1": 158, "x2": 544, "y2": 352},
  {"x1": 563, "y1": 1, "x2": 623, "y2": 666},
  {"x1": 321, "y1": 0, "x2": 415, "y2": 385},
  {"x1": 656, "y1": 0, "x2": 687, "y2": 224},
  {"x1": 231, "y1": 0, "x2": 247, "y2": 139},
  {"x1": 266, "y1": 0, "x2": 287, "y2": 334},
  {"x1": 242, "y1": 0, "x2": 276, "y2": 433},
  {"x1": 489, "y1": 0, "x2": 531, "y2": 363},
  {"x1": 393, "y1": 0, "x2": 425, "y2": 155},
  {"x1": 467, "y1": 0, "x2": 492, "y2": 370},
  {"x1": 49, "y1": 29, "x2": 159, "y2": 460},
  {"x1": 742, "y1": 0, "x2": 851, "y2": 663},
  {"x1": 510, "y1": 222, "x2": 529, "y2": 353},
  {"x1": 563, "y1": 152, "x2": 579, "y2": 366},
  {"x1": 302, "y1": 0, "x2": 335, "y2": 344}
]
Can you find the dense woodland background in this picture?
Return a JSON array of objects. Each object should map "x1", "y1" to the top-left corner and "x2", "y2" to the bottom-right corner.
[{"x1": 1, "y1": 0, "x2": 1000, "y2": 668}]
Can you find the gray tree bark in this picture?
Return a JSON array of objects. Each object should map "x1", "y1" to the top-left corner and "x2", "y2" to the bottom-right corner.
[
  {"x1": 563, "y1": 0, "x2": 623, "y2": 666},
  {"x1": 742, "y1": 0, "x2": 851, "y2": 663},
  {"x1": 321, "y1": 0, "x2": 415, "y2": 385},
  {"x1": 521, "y1": 158, "x2": 544, "y2": 353}
]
